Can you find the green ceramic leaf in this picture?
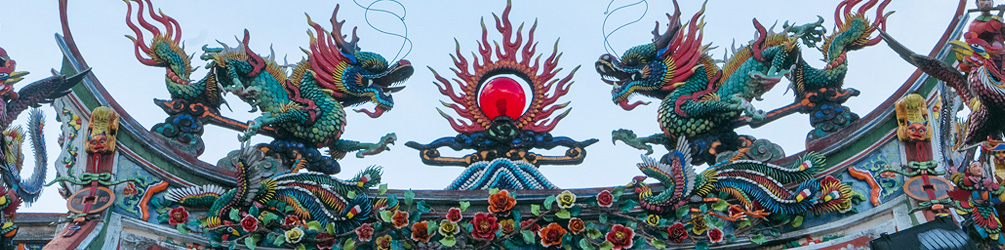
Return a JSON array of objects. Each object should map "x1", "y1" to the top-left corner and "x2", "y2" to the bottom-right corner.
[
  {"x1": 556, "y1": 209, "x2": 571, "y2": 219},
  {"x1": 439, "y1": 236, "x2": 457, "y2": 247},
  {"x1": 544, "y1": 195, "x2": 556, "y2": 210},
  {"x1": 521, "y1": 230, "x2": 536, "y2": 244},
  {"x1": 404, "y1": 189, "x2": 415, "y2": 206}
]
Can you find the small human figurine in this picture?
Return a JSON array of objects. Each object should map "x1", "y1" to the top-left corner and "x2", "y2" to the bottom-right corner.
[
  {"x1": 950, "y1": 161, "x2": 1005, "y2": 246},
  {"x1": 967, "y1": 0, "x2": 1005, "y2": 65}
]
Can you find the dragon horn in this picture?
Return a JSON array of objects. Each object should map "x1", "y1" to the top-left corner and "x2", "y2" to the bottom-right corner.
[{"x1": 652, "y1": 0, "x2": 683, "y2": 50}]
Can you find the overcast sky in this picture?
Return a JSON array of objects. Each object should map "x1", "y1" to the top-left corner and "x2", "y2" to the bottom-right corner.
[{"x1": 1, "y1": 0, "x2": 965, "y2": 213}]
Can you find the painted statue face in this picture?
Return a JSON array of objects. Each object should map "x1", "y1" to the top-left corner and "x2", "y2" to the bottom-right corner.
[
  {"x1": 84, "y1": 107, "x2": 119, "y2": 154},
  {"x1": 969, "y1": 162, "x2": 985, "y2": 177},
  {"x1": 978, "y1": 0, "x2": 994, "y2": 10},
  {"x1": 906, "y1": 123, "x2": 928, "y2": 141}
]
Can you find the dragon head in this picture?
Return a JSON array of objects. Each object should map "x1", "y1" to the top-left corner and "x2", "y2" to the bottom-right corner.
[
  {"x1": 0, "y1": 47, "x2": 27, "y2": 101},
  {"x1": 821, "y1": 0, "x2": 892, "y2": 68},
  {"x1": 305, "y1": 5, "x2": 413, "y2": 118},
  {"x1": 812, "y1": 176, "x2": 855, "y2": 214},
  {"x1": 596, "y1": 0, "x2": 706, "y2": 111}
]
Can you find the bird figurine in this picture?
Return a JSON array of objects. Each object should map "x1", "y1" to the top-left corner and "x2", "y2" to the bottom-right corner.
[
  {"x1": 0, "y1": 46, "x2": 90, "y2": 204},
  {"x1": 882, "y1": 30, "x2": 1005, "y2": 147}
]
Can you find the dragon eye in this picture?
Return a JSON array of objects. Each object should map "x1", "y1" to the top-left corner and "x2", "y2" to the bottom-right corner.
[{"x1": 631, "y1": 72, "x2": 643, "y2": 81}]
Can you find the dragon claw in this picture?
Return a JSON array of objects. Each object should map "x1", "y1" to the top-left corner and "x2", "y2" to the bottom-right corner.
[
  {"x1": 355, "y1": 133, "x2": 396, "y2": 158},
  {"x1": 612, "y1": 129, "x2": 655, "y2": 155}
]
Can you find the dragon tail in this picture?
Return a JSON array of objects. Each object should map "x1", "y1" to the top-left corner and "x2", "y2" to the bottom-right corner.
[
  {"x1": 270, "y1": 183, "x2": 371, "y2": 234},
  {"x1": 349, "y1": 166, "x2": 383, "y2": 189},
  {"x1": 17, "y1": 108, "x2": 46, "y2": 203},
  {"x1": 715, "y1": 175, "x2": 819, "y2": 214},
  {"x1": 715, "y1": 151, "x2": 825, "y2": 185}
]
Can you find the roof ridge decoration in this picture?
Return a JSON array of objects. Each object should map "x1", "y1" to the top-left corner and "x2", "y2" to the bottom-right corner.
[
  {"x1": 122, "y1": 0, "x2": 413, "y2": 174},
  {"x1": 406, "y1": 0, "x2": 598, "y2": 190}
]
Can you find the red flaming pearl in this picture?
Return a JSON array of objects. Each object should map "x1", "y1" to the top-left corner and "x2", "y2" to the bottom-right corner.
[{"x1": 479, "y1": 77, "x2": 526, "y2": 120}]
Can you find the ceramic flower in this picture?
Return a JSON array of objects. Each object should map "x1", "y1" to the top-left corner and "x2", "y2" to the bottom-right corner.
[
  {"x1": 708, "y1": 227, "x2": 724, "y2": 243},
  {"x1": 411, "y1": 221, "x2": 432, "y2": 242},
  {"x1": 596, "y1": 190, "x2": 614, "y2": 208},
  {"x1": 315, "y1": 231, "x2": 335, "y2": 250},
  {"x1": 356, "y1": 223, "x2": 374, "y2": 242},
  {"x1": 240, "y1": 215, "x2": 258, "y2": 232},
  {"x1": 168, "y1": 207, "x2": 189, "y2": 226},
  {"x1": 392, "y1": 210, "x2": 410, "y2": 229},
  {"x1": 521, "y1": 219, "x2": 541, "y2": 233},
  {"x1": 446, "y1": 207, "x2": 463, "y2": 223},
  {"x1": 285, "y1": 227, "x2": 304, "y2": 244},
  {"x1": 439, "y1": 220, "x2": 459, "y2": 237},
  {"x1": 284, "y1": 215, "x2": 302, "y2": 227},
  {"x1": 500, "y1": 219, "x2": 517, "y2": 235},
  {"x1": 556, "y1": 190, "x2": 577, "y2": 209},
  {"x1": 645, "y1": 214, "x2": 660, "y2": 226},
  {"x1": 488, "y1": 190, "x2": 517, "y2": 213},
  {"x1": 667, "y1": 222, "x2": 688, "y2": 244},
  {"x1": 568, "y1": 217, "x2": 585, "y2": 234},
  {"x1": 538, "y1": 222, "x2": 567, "y2": 247},
  {"x1": 376, "y1": 235, "x2": 393, "y2": 250},
  {"x1": 691, "y1": 216, "x2": 708, "y2": 234},
  {"x1": 471, "y1": 212, "x2": 500, "y2": 240},
  {"x1": 605, "y1": 224, "x2": 635, "y2": 250}
]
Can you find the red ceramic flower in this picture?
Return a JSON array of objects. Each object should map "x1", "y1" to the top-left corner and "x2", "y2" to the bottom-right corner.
[
  {"x1": 708, "y1": 227, "x2": 723, "y2": 243},
  {"x1": 284, "y1": 215, "x2": 301, "y2": 227},
  {"x1": 521, "y1": 219, "x2": 540, "y2": 232},
  {"x1": 596, "y1": 190, "x2": 614, "y2": 208},
  {"x1": 446, "y1": 207, "x2": 463, "y2": 223},
  {"x1": 240, "y1": 215, "x2": 258, "y2": 232},
  {"x1": 568, "y1": 218, "x2": 585, "y2": 234},
  {"x1": 356, "y1": 223, "x2": 374, "y2": 242},
  {"x1": 315, "y1": 231, "x2": 335, "y2": 250},
  {"x1": 392, "y1": 210, "x2": 410, "y2": 229},
  {"x1": 488, "y1": 190, "x2": 517, "y2": 214},
  {"x1": 538, "y1": 222, "x2": 567, "y2": 247},
  {"x1": 667, "y1": 222, "x2": 688, "y2": 244},
  {"x1": 411, "y1": 221, "x2": 432, "y2": 242},
  {"x1": 471, "y1": 212, "x2": 500, "y2": 240},
  {"x1": 605, "y1": 224, "x2": 635, "y2": 250},
  {"x1": 168, "y1": 207, "x2": 189, "y2": 226}
]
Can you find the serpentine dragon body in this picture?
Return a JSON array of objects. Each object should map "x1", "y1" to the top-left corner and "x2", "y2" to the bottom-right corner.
[
  {"x1": 598, "y1": 0, "x2": 891, "y2": 164},
  {"x1": 629, "y1": 137, "x2": 855, "y2": 217},
  {"x1": 167, "y1": 147, "x2": 380, "y2": 235},
  {"x1": 125, "y1": 0, "x2": 411, "y2": 174}
]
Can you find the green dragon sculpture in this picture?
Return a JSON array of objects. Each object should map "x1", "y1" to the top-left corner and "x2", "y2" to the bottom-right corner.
[
  {"x1": 597, "y1": 0, "x2": 890, "y2": 164},
  {"x1": 125, "y1": 0, "x2": 411, "y2": 174}
]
